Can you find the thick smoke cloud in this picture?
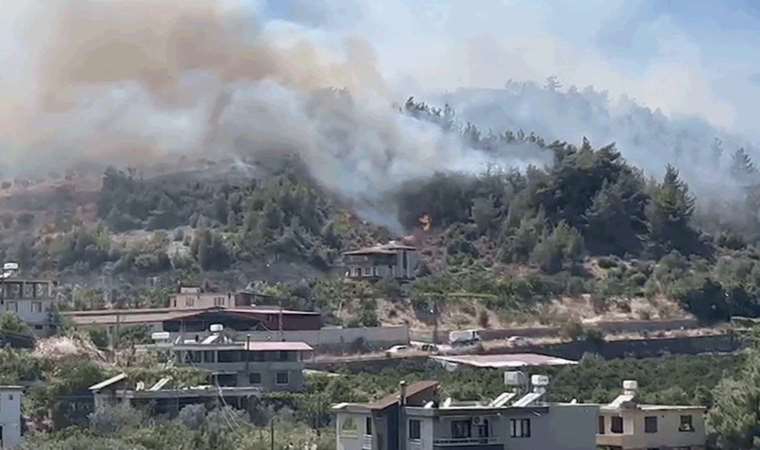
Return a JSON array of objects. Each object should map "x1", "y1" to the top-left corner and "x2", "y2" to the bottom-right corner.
[
  {"x1": 1, "y1": 0, "x2": 757, "y2": 233},
  {"x1": 0, "y1": 2, "x2": 540, "y2": 202}
]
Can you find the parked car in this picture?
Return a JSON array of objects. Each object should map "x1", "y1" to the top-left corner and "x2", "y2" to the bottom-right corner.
[{"x1": 385, "y1": 345, "x2": 411, "y2": 357}]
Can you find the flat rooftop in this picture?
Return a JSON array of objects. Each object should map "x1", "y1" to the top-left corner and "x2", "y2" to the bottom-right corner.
[{"x1": 432, "y1": 353, "x2": 577, "y2": 369}]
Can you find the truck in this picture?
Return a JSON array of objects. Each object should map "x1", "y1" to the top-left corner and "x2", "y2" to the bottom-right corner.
[{"x1": 449, "y1": 329, "x2": 482, "y2": 346}]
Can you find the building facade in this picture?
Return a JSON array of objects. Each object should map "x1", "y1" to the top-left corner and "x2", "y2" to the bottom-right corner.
[
  {"x1": 596, "y1": 380, "x2": 706, "y2": 450},
  {"x1": 0, "y1": 276, "x2": 58, "y2": 335},
  {"x1": 343, "y1": 242, "x2": 419, "y2": 281},
  {"x1": 333, "y1": 377, "x2": 598, "y2": 450},
  {"x1": 149, "y1": 329, "x2": 312, "y2": 392},
  {"x1": 0, "y1": 386, "x2": 23, "y2": 449}
]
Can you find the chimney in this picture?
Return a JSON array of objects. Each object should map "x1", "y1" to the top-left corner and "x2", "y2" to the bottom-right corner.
[{"x1": 399, "y1": 381, "x2": 407, "y2": 406}]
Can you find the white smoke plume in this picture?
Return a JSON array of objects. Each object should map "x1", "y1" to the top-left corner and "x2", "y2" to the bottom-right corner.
[
  {"x1": 0, "y1": 0, "x2": 542, "y2": 222},
  {"x1": 1, "y1": 0, "x2": 757, "y2": 234}
]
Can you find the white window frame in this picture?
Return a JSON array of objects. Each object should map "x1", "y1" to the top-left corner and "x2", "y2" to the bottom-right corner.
[{"x1": 275, "y1": 371, "x2": 289, "y2": 385}]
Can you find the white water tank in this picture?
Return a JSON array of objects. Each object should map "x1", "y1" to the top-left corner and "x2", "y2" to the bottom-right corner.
[
  {"x1": 504, "y1": 371, "x2": 528, "y2": 387},
  {"x1": 151, "y1": 332, "x2": 170, "y2": 342},
  {"x1": 531, "y1": 375, "x2": 550, "y2": 387},
  {"x1": 209, "y1": 324, "x2": 224, "y2": 333},
  {"x1": 623, "y1": 380, "x2": 639, "y2": 392}
]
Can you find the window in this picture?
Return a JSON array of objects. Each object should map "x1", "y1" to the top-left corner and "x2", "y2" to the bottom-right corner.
[
  {"x1": 275, "y1": 371, "x2": 289, "y2": 385},
  {"x1": 214, "y1": 297, "x2": 225, "y2": 307},
  {"x1": 598, "y1": 416, "x2": 605, "y2": 434},
  {"x1": 341, "y1": 417, "x2": 359, "y2": 437},
  {"x1": 409, "y1": 419, "x2": 421, "y2": 440},
  {"x1": 451, "y1": 420, "x2": 471, "y2": 439},
  {"x1": 362, "y1": 267, "x2": 372, "y2": 276},
  {"x1": 6, "y1": 301, "x2": 17, "y2": 313},
  {"x1": 279, "y1": 351, "x2": 290, "y2": 361},
  {"x1": 365, "y1": 417, "x2": 372, "y2": 436},
  {"x1": 185, "y1": 297, "x2": 194, "y2": 307},
  {"x1": 203, "y1": 351, "x2": 215, "y2": 363},
  {"x1": 644, "y1": 416, "x2": 658, "y2": 434},
  {"x1": 477, "y1": 419, "x2": 489, "y2": 438},
  {"x1": 249, "y1": 373, "x2": 262, "y2": 385},
  {"x1": 34, "y1": 325, "x2": 43, "y2": 330},
  {"x1": 611, "y1": 416, "x2": 623, "y2": 434},
  {"x1": 679, "y1": 415, "x2": 695, "y2": 432},
  {"x1": 31, "y1": 301, "x2": 42, "y2": 313},
  {"x1": 510, "y1": 419, "x2": 531, "y2": 438}
]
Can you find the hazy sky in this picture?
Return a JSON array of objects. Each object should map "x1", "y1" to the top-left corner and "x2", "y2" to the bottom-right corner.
[{"x1": 251, "y1": 0, "x2": 760, "y2": 139}]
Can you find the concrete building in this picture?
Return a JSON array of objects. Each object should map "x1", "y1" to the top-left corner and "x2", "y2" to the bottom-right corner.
[
  {"x1": 0, "y1": 265, "x2": 58, "y2": 335},
  {"x1": 343, "y1": 242, "x2": 419, "y2": 281},
  {"x1": 0, "y1": 386, "x2": 23, "y2": 449},
  {"x1": 597, "y1": 380, "x2": 706, "y2": 450},
  {"x1": 62, "y1": 305, "x2": 322, "y2": 334},
  {"x1": 333, "y1": 374, "x2": 598, "y2": 450},
  {"x1": 147, "y1": 326, "x2": 313, "y2": 392},
  {"x1": 168, "y1": 284, "x2": 260, "y2": 310},
  {"x1": 90, "y1": 373, "x2": 262, "y2": 417}
]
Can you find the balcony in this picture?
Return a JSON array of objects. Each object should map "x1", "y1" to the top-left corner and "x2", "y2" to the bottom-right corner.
[{"x1": 433, "y1": 437, "x2": 503, "y2": 450}]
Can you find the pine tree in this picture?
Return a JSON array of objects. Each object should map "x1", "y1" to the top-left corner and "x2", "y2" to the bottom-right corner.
[
  {"x1": 645, "y1": 165, "x2": 700, "y2": 256},
  {"x1": 731, "y1": 148, "x2": 757, "y2": 182}
]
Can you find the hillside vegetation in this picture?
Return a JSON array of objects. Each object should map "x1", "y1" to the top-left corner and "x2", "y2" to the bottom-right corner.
[{"x1": 2, "y1": 99, "x2": 760, "y2": 328}]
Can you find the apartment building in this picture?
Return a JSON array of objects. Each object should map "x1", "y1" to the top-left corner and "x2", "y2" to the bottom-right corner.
[
  {"x1": 147, "y1": 325, "x2": 313, "y2": 392},
  {"x1": 0, "y1": 264, "x2": 58, "y2": 335},
  {"x1": 343, "y1": 242, "x2": 419, "y2": 281},
  {"x1": 597, "y1": 380, "x2": 706, "y2": 450},
  {"x1": 0, "y1": 386, "x2": 23, "y2": 449},
  {"x1": 333, "y1": 374, "x2": 598, "y2": 450}
]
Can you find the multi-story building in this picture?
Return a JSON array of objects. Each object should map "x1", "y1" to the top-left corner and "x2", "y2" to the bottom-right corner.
[
  {"x1": 596, "y1": 380, "x2": 706, "y2": 450},
  {"x1": 343, "y1": 242, "x2": 419, "y2": 281},
  {"x1": 333, "y1": 374, "x2": 598, "y2": 450},
  {"x1": 0, "y1": 264, "x2": 58, "y2": 335},
  {"x1": 148, "y1": 325, "x2": 312, "y2": 392},
  {"x1": 0, "y1": 386, "x2": 23, "y2": 449}
]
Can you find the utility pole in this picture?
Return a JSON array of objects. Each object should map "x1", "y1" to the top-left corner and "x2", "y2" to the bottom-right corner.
[
  {"x1": 245, "y1": 334, "x2": 251, "y2": 379},
  {"x1": 278, "y1": 296, "x2": 284, "y2": 341}
]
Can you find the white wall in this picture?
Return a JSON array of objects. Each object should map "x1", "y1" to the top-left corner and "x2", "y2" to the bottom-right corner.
[
  {"x1": 169, "y1": 326, "x2": 410, "y2": 350},
  {"x1": 505, "y1": 404, "x2": 598, "y2": 450},
  {"x1": 0, "y1": 389, "x2": 23, "y2": 449},
  {"x1": 336, "y1": 412, "x2": 371, "y2": 450}
]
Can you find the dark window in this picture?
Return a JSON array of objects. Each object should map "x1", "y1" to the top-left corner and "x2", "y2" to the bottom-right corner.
[
  {"x1": 365, "y1": 417, "x2": 372, "y2": 436},
  {"x1": 645, "y1": 416, "x2": 658, "y2": 434},
  {"x1": 477, "y1": 419, "x2": 489, "y2": 438},
  {"x1": 409, "y1": 419, "x2": 421, "y2": 440},
  {"x1": 275, "y1": 372, "x2": 289, "y2": 385},
  {"x1": 611, "y1": 416, "x2": 623, "y2": 434},
  {"x1": 510, "y1": 418, "x2": 531, "y2": 438},
  {"x1": 218, "y1": 350, "x2": 241, "y2": 362},
  {"x1": 252, "y1": 351, "x2": 266, "y2": 362},
  {"x1": 279, "y1": 351, "x2": 290, "y2": 361},
  {"x1": 679, "y1": 415, "x2": 694, "y2": 432},
  {"x1": 598, "y1": 416, "x2": 605, "y2": 434},
  {"x1": 451, "y1": 420, "x2": 471, "y2": 439},
  {"x1": 215, "y1": 374, "x2": 237, "y2": 387},
  {"x1": 249, "y1": 373, "x2": 262, "y2": 385}
]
